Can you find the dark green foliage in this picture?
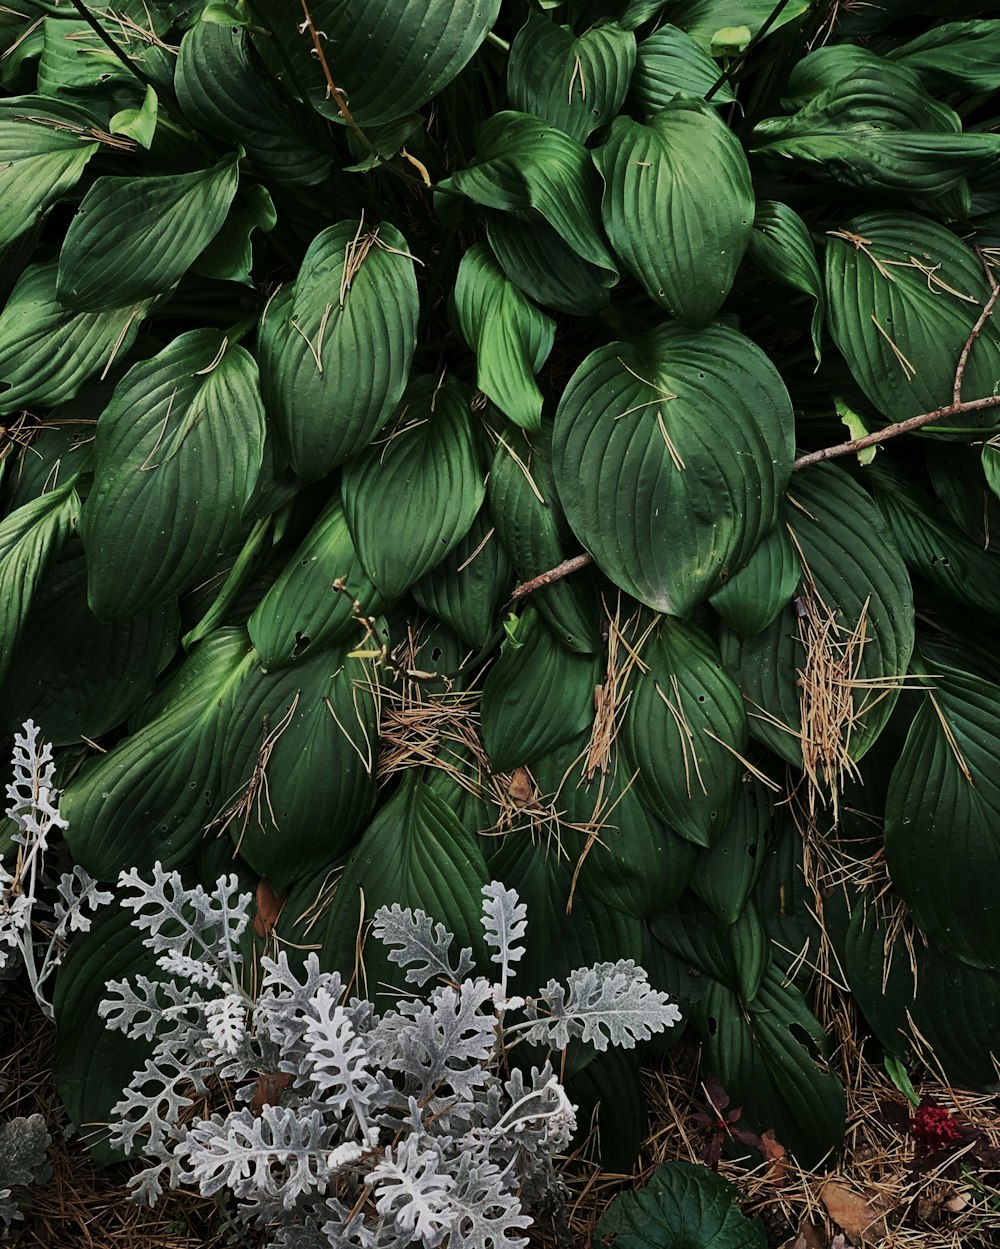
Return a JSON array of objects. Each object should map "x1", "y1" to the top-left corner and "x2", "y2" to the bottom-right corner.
[{"x1": 2, "y1": 0, "x2": 1000, "y2": 1191}]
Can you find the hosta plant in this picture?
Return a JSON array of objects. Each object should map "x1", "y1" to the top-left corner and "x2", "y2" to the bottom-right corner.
[{"x1": 4, "y1": 0, "x2": 1000, "y2": 1194}]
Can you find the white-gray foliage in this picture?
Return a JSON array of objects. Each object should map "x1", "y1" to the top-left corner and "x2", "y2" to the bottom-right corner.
[
  {"x1": 99, "y1": 873, "x2": 682, "y2": 1248},
  {"x1": 0, "y1": 722, "x2": 112, "y2": 1016},
  {"x1": 0, "y1": 1112, "x2": 52, "y2": 1228}
]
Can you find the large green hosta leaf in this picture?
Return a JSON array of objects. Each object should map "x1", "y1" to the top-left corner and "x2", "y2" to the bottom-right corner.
[
  {"x1": 259, "y1": 221, "x2": 419, "y2": 480},
  {"x1": 552, "y1": 323, "x2": 793, "y2": 616},
  {"x1": 507, "y1": 12, "x2": 636, "y2": 142},
  {"x1": 79, "y1": 330, "x2": 265, "y2": 619},
  {"x1": 480, "y1": 607, "x2": 598, "y2": 772},
  {"x1": 486, "y1": 213, "x2": 614, "y2": 316},
  {"x1": 57, "y1": 154, "x2": 239, "y2": 309},
  {"x1": 885, "y1": 660, "x2": 1000, "y2": 971},
  {"x1": 0, "y1": 546, "x2": 178, "y2": 744},
  {"x1": 709, "y1": 519, "x2": 800, "y2": 638},
  {"x1": 176, "y1": 20, "x2": 331, "y2": 187},
  {"x1": 315, "y1": 772, "x2": 491, "y2": 996},
  {"x1": 531, "y1": 736, "x2": 699, "y2": 919},
  {"x1": 592, "y1": 101, "x2": 753, "y2": 326},
  {"x1": 721, "y1": 464, "x2": 914, "y2": 768},
  {"x1": 0, "y1": 482, "x2": 77, "y2": 689},
  {"x1": 489, "y1": 430, "x2": 599, "y2": 652},
  {"x1": 342, "y1": 376, "x2": 484, "y2": 597},
  {"x1": 268, "y1": 0, "x2": 501, "y2": 126},
  {"x1": 441, "y1": 112, "x2": 615, "y2": 276},
  {"x1": 0, "y1": 261, "x2": 151, "y2": 413},
  {"x1": 60, "y1": 630, "x2": 253, "y2": 881},
  {"x1": 631, "y1": 25, "x2": 735, "y2": 114},
  {"x1": 844, "y1": 893, "x2": 1000, "y2": 1088},
  {"x1": 689, "y1": 778, "x2": 771, "y2": 926},
  {"x1": 412, "y1": 505, "x2": 514, "y2": 650},
  {"x1": 453, "y1": 246, "x2": 555, "y2": 431},
  {"x1": 249, "y1": 501, "x2": 384, "y2": 671},
  {"x1": 824, "y1": 213, "x2": 1000, "y2": 423},
  {"x1": 886, "y1": 20, "x2": 1000, "y2": 94},
  {"x1": 746, "y1": 200, "x2": 823, "y2": 361},
  {"x1": 216, "y1": 645, "x2": 380, "y2": 888},
  {"x1": 621, "y1": 617, "x2": 747, "y2": 848},
  {"x1": 669, "y1": 0, "x2": 809, "y2": 51},
  {"x1": 0, "y1": 98, "x2": 101, "y2": 250}
]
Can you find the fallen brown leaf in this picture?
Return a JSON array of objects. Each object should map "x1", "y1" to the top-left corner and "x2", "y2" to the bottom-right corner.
[{"x1": 820, "y1": 1178, "x2": 892, "y2": 1243}]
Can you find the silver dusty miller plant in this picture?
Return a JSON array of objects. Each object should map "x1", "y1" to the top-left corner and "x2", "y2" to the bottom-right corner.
[
  {"x1": 99, "y1": 867, "x2": 682, "y2": 1248},
  {"x1": 0, "y1": 720, "x2": 111, "y2": 1016}
]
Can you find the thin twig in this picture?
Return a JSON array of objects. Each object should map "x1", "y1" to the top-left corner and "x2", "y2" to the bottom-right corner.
[
  {"x1": 298, "y1": 0, "x2": 367, "y2": 143},
  {"x1": 510, "y1": 553, "x2": 593, "y2": 601}
]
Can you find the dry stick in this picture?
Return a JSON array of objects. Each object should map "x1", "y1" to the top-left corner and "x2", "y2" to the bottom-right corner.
[
  {"x1": 298, "y1": 0, "x2": 367, "y2": 144},
  {"x1": 510, "y1": 265, "x2": 1000, "y2": 601}
]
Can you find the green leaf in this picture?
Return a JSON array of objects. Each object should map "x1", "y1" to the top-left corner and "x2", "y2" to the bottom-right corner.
[
  {"x1": 53, "y1": 904, "x2": 160, "y2": 1164},
  {"x1": 552, "y1": 323, "x2": 793, "y2": 615},
  {"x1": 885, "y1": 661, "x2": 1000, "y2": 970},
  {"x1": 0, "y1": 260, "x2": 151, "y2": 414},
  {"x1": 631, "y1": 25, "x2": 735, "y2": 114},
  {"x1": 453, "y1": 246, "x2": 555, "y2": 431},
  {"x1": 824, "y1": 213, "x2": 1000, "y2": 423},
  {"x1": 569, "y1": 1050, "x2": 646, "y2": 1172},
  {"x1": 721, "y1": 464, "x2": 915, "y2": 768},
  {"x1": 886, "y1": 20, "x2": 1000, "y2": 94},
  {"x1": 531, "y1": 736, "x2": 699, "y2": 919},
  {"x1": 753, "y1": 64, "x2": 1000, "y2": 199},
  {"x1": 0, "y1": 544, "x2": 178, "y2": 745},
  {"x1": 0, "y1": 97, "x2": 101, "y2": 250},
  {"x1": 110, "y1": 84, "x2": 158, "y2": 149},
  {"x1": 441, "y1": 112, "x2": 615, "y2": 276},
  {"x1": 217, "y1": 645, "x2": 380, "y2": 887},
  {"x1": 176, "y1": 20, "x2": 332, "y2": 186},
  {"x1": 666, "y1": 0, "x2": 809, "y2": 52},
  {"x1": 342, "y1": 375, "x2": 483, "y2": 598},
  {"x1": 316, "y1": 772, "x2": 491, "y2": 994},
  {"x1": 259, "y1": 220, "x2": 419, "y2": 480},
  {"x1": 412, "y1": 505, "x2": 514, "y2": 650},
  {"x1": 695, "y1": 965, "x2": 845, "y2": 1166},
  {"x1": 270, "y1": 0, "x2": 502, "y2": 127},
  {"x1": 249, "y1": 501, "x2": 384, "y2": 670},
  {"x1": 690, "y1": 778, "x2": 771, "y2": 925},
  {"x1": 480, "y1": 606, "x2": 598, "y2": 772},
  {"x1": 843, "y1": 893, "x2": 1000, "y2": 1088},
  {"x1": 709, "y1": 518, "x2": 800, "y2": 638},
  {"x1": 191, "y1": 184, "x2": 277, "y2": 286},
  {"x1": 37, "y1": 16, "x2": 172, "y2": 96},
  {"x1": 597, "y1": 1160, "x2": 766, "y2": 1249},
  {"x1": 490, "y1": 831, "x2": 643, "y2": 999},
  {"x1": 620, "y1": 616, "x2": 747, "y2": 848},
  {"x1": 60, "y1": 629, "x2": 253, "y2": 881},
  {"x1": 746, "y1": 200, "x2": 823, "y2": 361},
  {"x1": 870, "y1": 459, "x2": 1000, "y2": 616},
  {"x1": 593, "y1": 102, "x2": 753, "y2": 326},
  {"x1": 79, "y1": 330, "x2": 266, "y2": 619},
  {"x1": 56, "y1": 154, "x2": 240, "y2": 310},
  {"x1": 507, "y1": 12, "x2": 636, "y2": 142},
  {"x1": 0, "y1": 482, "x2": 78, "y2": 689},
  {"x1": 489, "y1": 430, "x2": 599, "y2": 652},
  {"x1": 486, "y1": 212, "x2": 614, "y2": 316}
]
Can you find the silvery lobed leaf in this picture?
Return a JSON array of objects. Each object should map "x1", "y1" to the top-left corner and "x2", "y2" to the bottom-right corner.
[
  {"x1": 100, "y1": 973, "x2": 198, "y2": 1043},
  {"x1": 379, "y1": 978, "x2": 496, "y2": 1101},
  {"x1": 6, "y1": 720, "x2": 67, "y2": 839},
  {"x1": 257, "y1": 951, "x2": 346, "y2": 1048},
  {"x1": 372, "y1": 902, "x2": 475, "y2": 987},
  {"x1": 442, "y1": 1151, "x2": 532, "y2": 1249},
  {"x1": 203, "y1": 992, "x2": 248, "y2": 1056},
  {"x1": 480, "y1": 882, "x2": 527, "y2": 989},
  {"x1": 109, "y1": 1052, "x2": 204, "y2": 1153},
  {"x1": 522, "y1": 960, "x2": 681, "y2": 1052},
  {"x1": 53, "y1": 865, "x2": 113, "y2": 933},
  {"x1": 175, "y1": 1104, "x2": 333, "y2": 1207},
  {"x1": 294, "y1": 986, "x2": 378, "y2": 1123},
  {"x1": 370, "y1": 1136, "x2": 455, "y2": 1247},
  {"x1": 117, "y1": 863, "x2": 251, "y2": 965}
]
